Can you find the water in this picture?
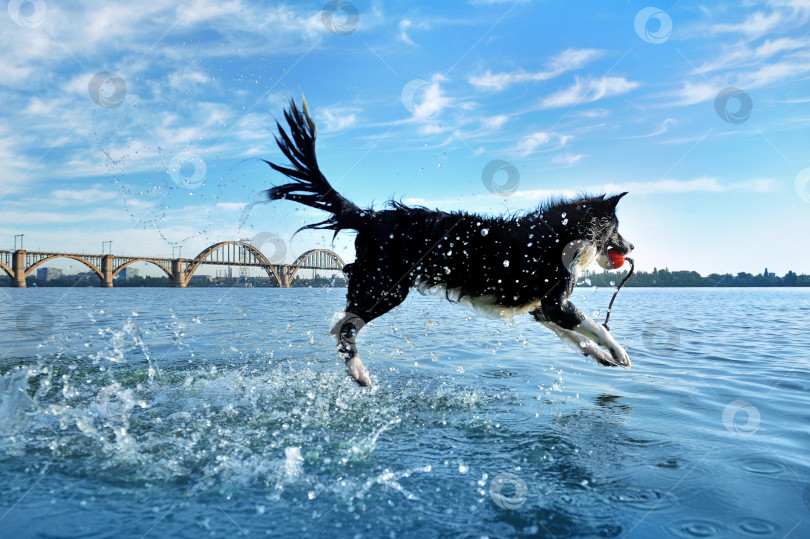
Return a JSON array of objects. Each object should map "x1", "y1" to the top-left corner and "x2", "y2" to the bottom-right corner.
[{"x1": 1, "y1": 287, "x2": 809, "y2": 538}]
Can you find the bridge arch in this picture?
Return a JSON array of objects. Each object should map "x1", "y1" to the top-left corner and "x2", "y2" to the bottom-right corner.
[
  {"x1": 184, "y1": 241, "x2": 283, "y2": 286},
  {"x1": 0, "y1": 261, "x2": 11, "y2": 279},
  {"x1": 286, "y1": 249, "x2": 345, "y2": 283},
  {"x1": 112, "y1": 258, "x2": 173, "y2": 279},
  {"x1": 25, "y1": 255, "x2": 103, "y2": 280}
]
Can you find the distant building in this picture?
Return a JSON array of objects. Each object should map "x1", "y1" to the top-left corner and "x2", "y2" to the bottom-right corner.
[
  {"x1": 119, "y1": 267, "x2": 139, "y2": 280},
  {"x1": 36, "y1": 267, "x2": 63, "y2": 281},
  {"x1": 189, "y1": 274, "x2": 212, "y2": 284},
  {"x1": 74, "y1": 271, "x2": 99, "y2": 284}
]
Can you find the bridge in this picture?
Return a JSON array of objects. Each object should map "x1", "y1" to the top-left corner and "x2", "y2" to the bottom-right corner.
[{"x1": 0, "y1": 241, "x2": 346, "y2": 288}]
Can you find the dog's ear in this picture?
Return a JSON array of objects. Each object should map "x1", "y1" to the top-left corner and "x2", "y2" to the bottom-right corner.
[{"x1": 605, "y1": 192, "x2": 628, "y2": 210}]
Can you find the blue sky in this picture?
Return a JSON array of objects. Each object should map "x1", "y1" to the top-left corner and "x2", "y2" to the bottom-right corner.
[{"x1": 1, "y1": 0, "x2": 810, "y2": 276}]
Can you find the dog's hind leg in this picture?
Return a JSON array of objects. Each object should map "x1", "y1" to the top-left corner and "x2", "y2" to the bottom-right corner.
[{"x1": 332, "y1": 272, "x2": 411, "y2": 386}]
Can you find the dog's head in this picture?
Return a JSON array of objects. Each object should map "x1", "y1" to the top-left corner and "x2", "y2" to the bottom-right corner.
[{"x1": 588, "y1": 192, "x2": 633, "y2": 270}]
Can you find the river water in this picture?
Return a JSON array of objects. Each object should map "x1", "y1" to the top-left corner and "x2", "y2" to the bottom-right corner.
[{"x1": 1, "y1": 287, "x2": 808, "y2": 538}]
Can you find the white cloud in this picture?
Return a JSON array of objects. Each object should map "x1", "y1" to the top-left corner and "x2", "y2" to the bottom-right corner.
[
  {"x1": 537, "y1": 76, "x2": 639, "y2": 109},
  {"x1": 319, "y1": 107, "x2": 359, "y2": 131},
  {"x1": 696, "y1": 37, "x2": 810, "y2": 74},
  {"x1": 550, "y1": 153, "x2": 584, "y2": 166},
  {"x1": 619, "y1": 119, "x2": 677, "y2": 139},
  {"x1": 468, "y1": 48, "x2": 603, "y2": 92},
  {"x1": 216, "y1": 202, "x2": 248, "y2": 211},
  {"x1": 710, "y1": 11, "x2": 785, "y2": 38},
  {"x1": 51, "y1": 187, "x2": 119, "y2": 203},
  {"x1": 601, "y1": 177, "x2": 778, "y2": 195},
  {"x1": 481, "y1": 114, "x2": 509, "y2": 131},
  {"x1": 514, "y1": 132, "x2": 572, "y2": 157},
  {"x1": 399, "y1": 19, "x2": 416, "y2": 45}
]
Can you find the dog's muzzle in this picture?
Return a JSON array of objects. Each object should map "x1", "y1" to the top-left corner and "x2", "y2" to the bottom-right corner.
[{"x1": 598, "y1": 241, "x2": 634, "y2": 270}]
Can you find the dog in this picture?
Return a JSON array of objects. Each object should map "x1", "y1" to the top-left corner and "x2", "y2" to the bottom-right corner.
[{"x1": 265, "y1": 99, "x2": 634, "y2": 386}]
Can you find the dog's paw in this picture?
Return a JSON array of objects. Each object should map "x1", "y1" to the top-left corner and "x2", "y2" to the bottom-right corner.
[
  {"x1": 346, "y1": 356, "x2": 371, "y2": 386},
  {"x1": 609, "y1": 344, "x2": 631, "y2": 368},
  {"x1": 588, "y1": 346, "x2": 620, "y2": 367},
  {"x1": 575, "y1": 337, "x2": 620, "y2": 367}
]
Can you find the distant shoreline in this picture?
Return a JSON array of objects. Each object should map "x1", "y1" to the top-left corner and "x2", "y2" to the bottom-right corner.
[
  {"x1": 3, "y1": 268, "x2": 809, "y2": 288},
  {"x1": 583, "y1": 267, "x2": 809, "y2": 288}
]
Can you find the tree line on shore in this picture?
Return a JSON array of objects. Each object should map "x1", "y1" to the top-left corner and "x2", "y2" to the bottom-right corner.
[{"x1": 584, "y1": 267, "x2": 810, "y2": 287}]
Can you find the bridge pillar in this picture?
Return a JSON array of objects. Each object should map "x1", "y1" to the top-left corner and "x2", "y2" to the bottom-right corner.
[
  {"x1": 171, "y1": 258, "x2": 187, "y2": 287},
  {"x1": 101, "y1": 255, "x2": 114, "y2": 287},
  {"x1": 276, "y1": 265, "x2": 294, "y2": 288},
  {"x1": 11, "y1": 250, "x2": 26, "y2": 287}
]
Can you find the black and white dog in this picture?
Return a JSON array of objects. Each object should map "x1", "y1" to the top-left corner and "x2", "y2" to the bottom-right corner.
[{"x1": 266, "y1": 100, "x2": 634, "y2": 386}]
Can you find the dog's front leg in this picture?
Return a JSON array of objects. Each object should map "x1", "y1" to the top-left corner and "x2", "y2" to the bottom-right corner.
[
  {"x1": 331, "y1": 316, "x2": 371, "y2": 386},
  {"x1": 536, "y1": 300, "x2": 630, "y2": 367},
  {"x1": 536, "y1": 319, "x2": 619, "y2": 367},
  {"x1": 565, "y1": 301, "x2": 630, "y2": 367}
]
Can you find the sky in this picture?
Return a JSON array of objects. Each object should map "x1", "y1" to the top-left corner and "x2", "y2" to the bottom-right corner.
[{"x1": 1, "y1": 0, "x2": 810, "y2": 277}]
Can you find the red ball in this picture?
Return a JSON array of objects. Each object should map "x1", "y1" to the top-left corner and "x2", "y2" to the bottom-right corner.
[{"x1": 608, "y1": 249, "x2": 625, "y2": 269}]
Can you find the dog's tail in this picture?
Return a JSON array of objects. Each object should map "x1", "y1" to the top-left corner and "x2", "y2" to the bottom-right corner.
[{"x1": 265, "y1": 98, "x2": 364, "y2": 235}]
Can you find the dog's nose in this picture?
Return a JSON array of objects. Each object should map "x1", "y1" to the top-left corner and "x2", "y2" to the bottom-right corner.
[{"x1": 628, "y1": 242, "x2": 634, "y2": 252}]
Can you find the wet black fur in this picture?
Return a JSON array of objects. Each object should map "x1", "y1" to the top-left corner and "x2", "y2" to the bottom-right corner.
[{"x1": 266, "y1": 100, "x2": 632, "y2": 367}]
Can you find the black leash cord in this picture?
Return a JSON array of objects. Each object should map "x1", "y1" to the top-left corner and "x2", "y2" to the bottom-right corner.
[{"x1": 603, "y1": 257, "x2": 634, "y2": 331}]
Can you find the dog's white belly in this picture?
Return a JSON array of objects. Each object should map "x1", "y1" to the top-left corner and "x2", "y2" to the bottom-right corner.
[{"x1": 415, "y1": 282, "x2": 541, "y2": 320}]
